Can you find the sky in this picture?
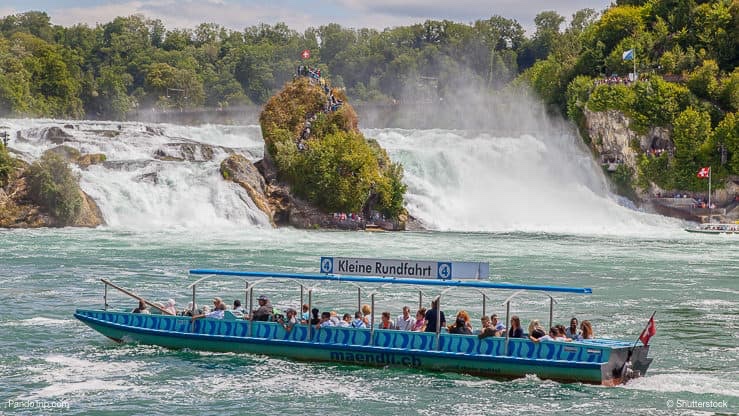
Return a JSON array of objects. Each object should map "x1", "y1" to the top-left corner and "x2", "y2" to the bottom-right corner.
[{"x1": 0, "y1": 0, "x2": 613, "y2": 34}]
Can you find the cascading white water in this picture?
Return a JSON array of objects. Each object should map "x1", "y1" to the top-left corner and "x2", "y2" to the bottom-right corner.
[
  {"x1": 2, "y1": 119, "x2": 270, "y2": 230},
  {"x1": 3, "y1": 115, "x2": 679, "y2": 234},
  {"x1": 367, "y1": 127, "x2": 680, "y2": 235}
]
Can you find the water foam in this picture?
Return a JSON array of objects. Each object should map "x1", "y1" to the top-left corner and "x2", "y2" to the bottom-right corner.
[
  {"x1": 369, "y1": 128, "x2": 683, "y2": 236},
  {"x1": 623, "y1": 372, "x2": 739, "y2": 397},
  {"x1": 2, "y1": 119, "x2": 270, "y2": 230}
]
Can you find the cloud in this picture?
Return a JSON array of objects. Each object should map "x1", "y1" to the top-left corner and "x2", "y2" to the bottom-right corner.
[{"x1": 4, "y1": 0, "x2": 611, "y2": 33}]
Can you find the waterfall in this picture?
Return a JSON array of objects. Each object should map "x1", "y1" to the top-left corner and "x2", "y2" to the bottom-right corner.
[{"x1": 2, "y1": 119, "x2": 270, "y2": 230}]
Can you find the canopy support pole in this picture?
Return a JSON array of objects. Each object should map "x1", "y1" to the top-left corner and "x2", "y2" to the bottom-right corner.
[{"x1": 505, "y1": 300, "x2": 510, "y2": 355}]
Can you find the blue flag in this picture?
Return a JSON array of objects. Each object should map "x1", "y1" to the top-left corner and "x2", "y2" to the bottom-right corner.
[{"x1": 622, "y1": 49, "x2": 634, "y2": 61}]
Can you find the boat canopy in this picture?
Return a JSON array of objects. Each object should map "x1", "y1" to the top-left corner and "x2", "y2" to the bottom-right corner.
[{"x1": 188, "y1": 269, "x2": 592, "y2": 294}]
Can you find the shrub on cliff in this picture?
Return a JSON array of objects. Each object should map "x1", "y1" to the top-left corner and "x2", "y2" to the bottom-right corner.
[
  {"x1": 260, "y1": 77, "x2": 405, "y2": 218},
  {"x1": 0, "y1": 142, "x2": 13, "y2": 186},
  {"x1": 26, "y1": 152, "x2": 82, "y2": 225}
]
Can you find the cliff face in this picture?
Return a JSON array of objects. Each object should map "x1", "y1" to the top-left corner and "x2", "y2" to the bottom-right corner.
[{"x1": 584, "y1": 108, "x2": 671, "y2": 177}]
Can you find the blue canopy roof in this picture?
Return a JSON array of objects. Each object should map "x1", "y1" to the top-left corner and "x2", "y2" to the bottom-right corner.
[{"x1": 188, "y1": 269, "x2": 592, "y2": 294}]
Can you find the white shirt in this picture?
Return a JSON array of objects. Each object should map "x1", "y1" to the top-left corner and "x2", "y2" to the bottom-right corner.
[
  {"x1": 206, "y1": 309, "x2": 224, "y2": 319},
  {"x1": 396, "y1": 314, "x2": 414, "y2": 331}
]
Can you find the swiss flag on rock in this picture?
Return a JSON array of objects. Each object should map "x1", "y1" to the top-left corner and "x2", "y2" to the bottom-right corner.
[
  {"x1": 697, "y1": 167, "x2": 710, "y2": 178},
  {"x1": 301, "y1": 49, "x2": 311, "y2": 59}
]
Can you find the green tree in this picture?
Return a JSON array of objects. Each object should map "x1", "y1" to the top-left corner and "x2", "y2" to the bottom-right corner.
[
  {"x1": 671, "y1": 107, "x2": 713, "y2": 190},
  {"x1": 26, "y1": 152, "x2": 83, "y2": 225}
]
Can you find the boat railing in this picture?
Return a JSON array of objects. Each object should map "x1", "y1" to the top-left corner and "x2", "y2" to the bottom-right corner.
[
  {"x1": 185, "y1": 269, "x2": 591, "y2": 351},
  {"x1": 100, "y1": 278, "x2": 174, "y2": 316},
  {"x1": 502, "y1": 290, "x2": 557, "y2": 355}
]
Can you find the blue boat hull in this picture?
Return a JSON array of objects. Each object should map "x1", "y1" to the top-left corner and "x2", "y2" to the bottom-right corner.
[{"x1": 74, "y1": 309, "x2": 651, "y2": 385}]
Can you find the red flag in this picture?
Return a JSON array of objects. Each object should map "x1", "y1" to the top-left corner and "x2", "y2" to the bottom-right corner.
[
  {"x1": 697, "y1": 167, "x2": 710, "y2": 178},
  {"x1": 639, "y1": 316, "x2": 656, "y2": 345},
  {"x1": 300, "y1": 49, "x2": 311, "y2": 59}
]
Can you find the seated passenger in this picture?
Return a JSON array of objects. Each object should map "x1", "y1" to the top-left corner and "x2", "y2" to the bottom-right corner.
[
  {"x1": 449, "y1": 315, "x2": 472, "y2": 335},
  {"x1": 132, "y1": 299, "x2": 150, "y2": 314},
  {"x1": 411, "y1": 308, "x2": 426, "y2": 331},
  {"x1": 316, "y1": 311, "x2": 334, "y2": 329},
  {"x1": 491, "y1": 314, "x2": 506, "y2": 336},
  {"x1": 448, "y1": 310, "x2": 472, "y2": 334},
  {"x1": 232, "y1": 299, "x2": 245, "y2": 315},
  {"x1": 301, "y1": 303, "x2": 310, "y2": 323},
  {"x1": 424, "y1": 300, "x2": 446, "y2": 333},
  {"x1": 351, "y1": 311, "x2": 366, "y2": 328},
  {"x1": 555, "y1": 325, "x2": 572, "y2": 341},
  {"x1": 310, "y1": 308, "x2": 320, "y2": 325},
  {"x1": 534, "y1": 327, "x2": 560, "y2": 342},
  {"x1": 162, "y1": 299, "x2": 176, "y2": 315},
  {"x1": 252, "y1": 295, "x2": 273, "y2": 321},
  {"x1": 361, "y1": 304, "x2": 373, "y2": 327},
  {"x1": 278, "y1": 308, "x2": 298, "y2": 332},
  {"x1": 191, "y1": 302, "x2": 226, "y2": 321},
  {"x1": 338, "y1": 313, "x2": 352, "y2": 327},
  {"x1": 508, "y1": 315, "x2": 524, "y2": 338},
  {"x1": 329, "y1": 311, "x2": 341, "y2": 326},
  {"x1": 478, "y1": 316, "x2": 496, "y2": 339},
  {"x1": 580, "y1": 320, "x2": 594, "y2": 340},
  {"x1": 183, "y1": 302, "x2": 199, "y2": 316},
  {"x1": 566, "y1": 317, "x2": 581, "y2": 340},
  {"x1": 379, "y1": 311, "x2": 396, "y2": 329},
  {"x1": 528, "y1": 320, "x2": 546, "y2": 341},
  {"x1": 395, "y1": 306, "x2": 414, "y2": 331}
]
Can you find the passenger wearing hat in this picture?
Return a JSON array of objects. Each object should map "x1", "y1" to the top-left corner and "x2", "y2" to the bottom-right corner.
[
  {"x1": 252, "y1": 294, "x2": 273, "y2": 321},
  {"x1": 163, "y1": 299, "x2": 177, "y2": 315},
  {"x1": 278, "y1": 308, "x2": 297, "y2": 332},
  {"x1": 190, "y1": 297, "x2": 226, "y2": 321}
]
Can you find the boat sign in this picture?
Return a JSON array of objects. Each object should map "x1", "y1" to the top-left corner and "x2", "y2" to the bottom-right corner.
[{"x1": 320, "y1": 257, "x2": 489, "y2": 280}]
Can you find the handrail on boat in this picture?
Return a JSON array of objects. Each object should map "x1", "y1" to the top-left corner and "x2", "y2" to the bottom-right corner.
[
  {"x1": 501, "y1": 290, "x2": 558, "y2": 355},
  {"x1": 186, "y1": 269, "x2": 592, "y2": 352},
  {"x1": 100, "y1": 278, "x2": 175, "y2": 316}
]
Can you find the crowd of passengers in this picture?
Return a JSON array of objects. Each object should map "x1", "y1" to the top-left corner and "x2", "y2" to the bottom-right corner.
[{"x1": 132, "y1": 296, "x2": 595, "y2": 341}]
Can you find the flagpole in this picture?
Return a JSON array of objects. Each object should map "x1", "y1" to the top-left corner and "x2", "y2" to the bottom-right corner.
[
  {"x1": 708, "y1": 167, "x2": 712, "y2": 223},
  {"x1": 619, "y1": 311, "x2": 655, "y2": 380},
  {"x1": 631, "y1": 310, "x2": 656, "y2": 351}
]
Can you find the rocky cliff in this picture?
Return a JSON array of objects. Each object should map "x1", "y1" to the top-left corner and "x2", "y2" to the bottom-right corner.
[
  {"x1": 584, "y1": 108, "x2": 671, "y2": 184},
  {"x1": 584, "y1": 108, "x2": 739, "y2": 221}
]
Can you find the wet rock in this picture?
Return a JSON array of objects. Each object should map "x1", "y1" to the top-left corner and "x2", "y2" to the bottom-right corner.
[
  {"x1": 46, "y1": 146, "x2": 81, "y2": 162},
  {"x1": 154, "y1": 143, "x2": 215, "y2": 162},
  {"x1": 41, "y1": 127, "x2": 74, "y2": 144},
  {"x1": 146, "y1": 126, "x2": 164, "y2": 135},
  {"x1": 136, "y1": 172, "x2": 160, "y2": 184},
  {"x1": 220, "y1": 154, "x2": 273, "y2": 224},
  {"x1": 76, "y1": 153, "x2": 107, "y2": 168}
]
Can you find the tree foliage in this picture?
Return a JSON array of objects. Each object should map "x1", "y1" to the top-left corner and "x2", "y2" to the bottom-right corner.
[
  {"x1": 25, "y1": 152, "x2": 83, "y2": 225},
  {"x1": 261, "y1": 78, "x2": 405, "y2": 218}
]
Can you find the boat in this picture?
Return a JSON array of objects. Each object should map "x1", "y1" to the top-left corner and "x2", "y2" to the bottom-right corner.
[
  {"x1": 683, "y1": 166, "x2": 739, "y2": 234},
  {"x1": 74, "y1": 257, "x2": 653, "y2": 385},
  {"x1": 685, "y1": 222, "x2": 739, "y2": 234}
]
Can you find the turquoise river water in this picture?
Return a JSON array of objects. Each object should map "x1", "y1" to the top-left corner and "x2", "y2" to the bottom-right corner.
[{"x1": 0, "y1": 227, "x2": 737, "y2": 415}]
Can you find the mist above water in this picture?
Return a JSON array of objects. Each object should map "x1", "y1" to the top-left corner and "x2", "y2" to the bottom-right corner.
[{"x1": 2, "y1": 79, "x2": 680, "y2": 235}]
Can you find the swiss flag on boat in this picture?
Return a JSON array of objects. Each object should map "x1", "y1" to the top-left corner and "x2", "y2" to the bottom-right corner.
[
  {"x1": 639, "y1": 316, "x2": 656, "y2": 346},
  {"x1": 697, "y1": 167, "x2": 710, "y2": 178},
  {"x1": 300, "y1": 49, "x2": 311, "y2": 59}
]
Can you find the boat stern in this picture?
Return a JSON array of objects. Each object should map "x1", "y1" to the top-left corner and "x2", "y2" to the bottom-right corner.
[{"x1": 601, "y1": 344, "x2": 652, "y2": 385}]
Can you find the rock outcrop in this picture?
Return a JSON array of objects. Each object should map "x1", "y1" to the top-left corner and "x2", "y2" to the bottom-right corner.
[
  {"x1": 220, "y1": 154, "x2": 273, "y2": 224},
  {"x1": 0, "y1": 151, "x2": 105, "y2": 228},
  {"x1": 584, "y1": 108, "x2": 672, "y2": 176}
]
